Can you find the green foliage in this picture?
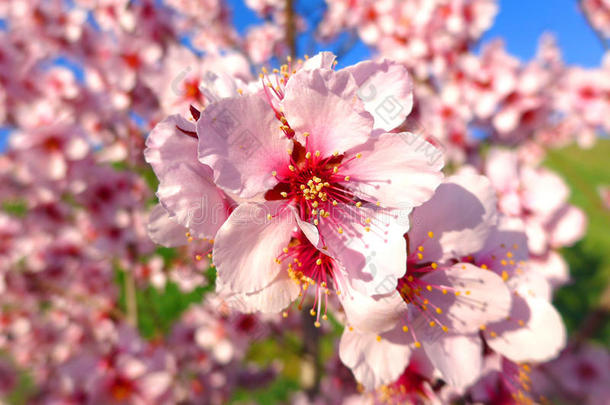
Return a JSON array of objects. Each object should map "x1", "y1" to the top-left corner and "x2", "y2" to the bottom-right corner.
[
  {"x1": 2, "y1": 199, "x2": 27, "y2": 217},
  {"x1": 0, "y1": 354, "x2": 35, "y2": 405},
  {"x1": 115, "y1": 266, "x2": 213, "y2": 339},
  {"x1": 230, "y1": 377, "x2": 301, "y2": 404},
  {"x1": 545, "y1": 139, "x2": 610, "y2": 345}
]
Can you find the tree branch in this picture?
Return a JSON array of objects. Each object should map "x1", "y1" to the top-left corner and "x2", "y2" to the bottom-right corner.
[{"x1": 285, "y1": 0, "x2": 297, "y2": 58}]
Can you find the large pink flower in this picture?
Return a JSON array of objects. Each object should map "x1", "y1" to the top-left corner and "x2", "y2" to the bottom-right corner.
[
  {"x1": 338, "y1": 174, "x2": 511, "y2": 390},
  {"x1": 199, "y1": 52, "x2": 443, "y2": 304}
]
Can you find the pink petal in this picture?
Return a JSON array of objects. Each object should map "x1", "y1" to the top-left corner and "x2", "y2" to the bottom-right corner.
[
  {"x1": 213, "y1": 202, "x2": 296, "y2": 293},
  {"x1": 409, "y1": 174, "x2": 498, "y2": 263},
  {"x1": 339, "y1": 326, "x2": 411, "y2": 390},
  {"x1": 547, "y1": 205, "x2": 587, "y2": 248},
  {"x1": 417, "y1": 263, "x2": 511, "y2": 333},
  {"x1": 422, "y1": 333, "x2": 483, "y2": 390},
  {"x1": 342, "y1": 132, "x2": 444, "y2": 209},
  {"x1": 508, "y1": 271, "x2": 552, "y2": 302},
  {"x1": 197, "y1": 94, "x2": 292, "y2": 197},
  {"x1": 144, "y1": 114, "x2": 198, "y2": 177},
  {"x1": 485, "y1": 148, "x2": 519, "y2": 193},
  {"x1": 156, "y1": 163, "x2": 229, "y2": 239},
  {"x1": 301, "y1": 51, "x2": 336, "y2": 70},
  {"x1": 282, "y1": 68, "x2": 374, "y2": 156},
  {"x1": 318, "y1": 206, "x2": 410, "y2": 297},
  {"x1": 485, "y1": 296, "x2": 566, "y2": 363},
  {"x1": 521, "y1": 167, "x2": 569, "y2": 217},
  {"x1": 147, "y1": 204, "x2": 188, "y2": 247},
  {"x1": 219, "y1": 270, "x2": 300, "y2": 314},
  {"x1": 529, "y1": 251, "x2": 570, "y2": 289},
  {"x1": 344, "y1": 59, "x2": 413, "y2": 131},
  {"x1": 524, "y1": 217, "x2": 548, "y2": 255},
  {"x1": 339, "y1": 286, "x2": 407, "y2": 334}
]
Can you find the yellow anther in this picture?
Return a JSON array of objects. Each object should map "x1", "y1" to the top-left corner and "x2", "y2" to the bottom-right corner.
[
  {"x1": 314, "y1": 150, "x2": 321, "y2": 157},
  {"x1": 338, "y1": 227, "x2": 343, "y2": 234},
  {"x1": 442, "y1": 289, "x2": 447, "y2": 294},
  {"x1": 428, "y1": 231, "x2": 434, "y2": 238},
  {"x1": 429, "y1": 321, "x2": 436, "y2": 327},
  {"x1": 316, "y1": 258, "x2": 322, "y2": 265},
  {"x1": 414, "y1": 342, "x2": 421, "y2": 348},
  {"x1": 426, "y1": 285, "x2": 432, "y2": 291},
  {"x1": 481, "y1": 264, "x2": 488, "y2": 269},
  {"x1": 195, "y1": 254, "x2": 202, "y2": 261},
  {"x1": 402, "y1": 325, "x2": 409, "y2": 332},
  {"x1": 355, "y1": 201, "x2": 362, "y2": 207},
  {"x1": 303, "y1": 132, "x2": 310, "y2": 137},
  {"x1": 282, "y1": 311, "x2": 288, "y2": 318},
  {"x1": 436, "y1": 307, "x2": 442, "y2": 314},
  {"x1": 282, "y1": 247, "x2": 289, "y2": 253},
  {"x1": 442, "y1": 326, "x2": 448, "y2": 332},
  {"x1": 305, "y1": 152, "x2": 311, "y2": 159},
  {"x1": 310, "y1": 309, "x2": 316, "y2": 316},
  {"x1": 344, "y1": 176, "x2": 351, "y2": 181},
  {"x1": 418, "y1": 246, "x2": 424, "y2": 252},
  {"x1": 417, "y1": 253, "x2": 423, "y2": 260},
  {"x1": 376, "y1": 335, "x2": 382, "y2": 342},
  {"x1": 289, "y1": 165, "x2": 295, "y2": 171},
  {"x1": 431, "y1": 263, "x2": 438, "y2": 269},
  {"x1": 271, "y1": 170, "x2": 277, "y2": 176},
  {"x1": 280, "y1": 192, "x2": 288, "y2": 198},
  {"x1": 267, "y1": 214, "x2": 273, "y2": 220},
  {"x1": 314, "y1": 321, "x2": 321, "y2": 328},
  {"x1": 501, "y1": 271, "x2": 509, "y2": 281}
]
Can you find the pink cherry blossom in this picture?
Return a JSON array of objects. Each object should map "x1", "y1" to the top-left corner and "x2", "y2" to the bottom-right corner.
[
  {"x1": 199, "y1": 52, "x2": 442, "y2": 307},
  {"x1": 338, "y1": 174, "x2": 511, "y2": 390}
]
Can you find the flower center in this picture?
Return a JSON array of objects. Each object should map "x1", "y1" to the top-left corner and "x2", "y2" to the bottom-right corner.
[
  {"x1": 266, "y1": 141, "x2": 357, "y2": 225},
  {"x1": 277, "y1": 231, "x2": 342, "y2": 327}
]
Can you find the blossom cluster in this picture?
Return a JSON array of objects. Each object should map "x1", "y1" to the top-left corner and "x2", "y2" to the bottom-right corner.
[{"x1": 0, "y1": 0, "x2": 608, "y2": 404}]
